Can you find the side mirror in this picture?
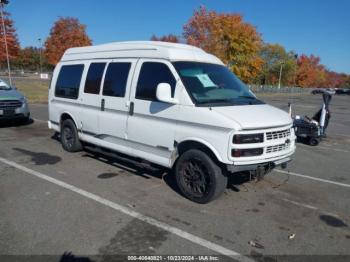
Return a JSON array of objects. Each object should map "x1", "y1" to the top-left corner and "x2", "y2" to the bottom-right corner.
[{"x1": 156, "y1": 83, "x2": 178, "y2": 104}]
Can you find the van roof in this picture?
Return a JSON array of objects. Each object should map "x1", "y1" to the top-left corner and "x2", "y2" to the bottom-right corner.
[{"x1": 61, "y1": 41, "x2": 224, "y2": 65}]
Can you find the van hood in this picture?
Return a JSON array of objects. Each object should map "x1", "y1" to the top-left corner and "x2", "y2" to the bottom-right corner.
[
  {"x1": 0, "y1": 88, "x2": 24, "y2": 100},
  {"x1": 212, "y1": 104, "x2": 292, "y2": 130}
]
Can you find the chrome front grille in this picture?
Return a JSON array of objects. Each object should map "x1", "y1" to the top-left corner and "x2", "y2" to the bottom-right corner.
[
  {"x1": 0, "y1": 100, "x2": 22, "y2": 110},
  {"x1": 266, "y1": 129, "x2": 291, "y2": 140},
  {"x1": 266, "y1": 142, "x2": 291, "y2": 154}
]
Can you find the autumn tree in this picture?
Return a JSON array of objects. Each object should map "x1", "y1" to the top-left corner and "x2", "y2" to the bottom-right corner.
[
  {"x1": 323, "y1": 71, "x2": 349, "y2": 88},
  {"x1": 0, "y1": 10, "x2": 20, "y2": 66},
  {"x1": 150, "y1": 34, "x2": 179, "y2": 43},
  {"x1": 259, "y1": 43, "x2": 297, "y2": 86},
  {"x1": 44, "y1": 17, "x2": 92, "y2": 65},
  {"x1": 183, "y1": 6, "x2": 263, "y2": 83},
  {"x1": 296, "y1": 54, "x2": 327, "y2": 88},
  {"x1": 342, "y1": 74, "x2": 350, "y2": 88}
]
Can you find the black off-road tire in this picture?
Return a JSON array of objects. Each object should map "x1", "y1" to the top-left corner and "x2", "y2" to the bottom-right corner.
[
  {"x1": 61, "y1": 119, "x2": 83, "y2": 152},
  {"x1": 175, "y1": 149, "x2": 227, "y2": 204},
  {"x1": 309, "y1": 137, "x2": 320, "y2": 146}
]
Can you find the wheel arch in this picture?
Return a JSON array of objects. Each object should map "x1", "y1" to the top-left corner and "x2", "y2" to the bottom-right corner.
[
  {"x1": 171, "y1": 138, "x2": 224, "y2": 167},
  {"x1": 60, "y1": 112, "x2": 79, "y2": 131}
]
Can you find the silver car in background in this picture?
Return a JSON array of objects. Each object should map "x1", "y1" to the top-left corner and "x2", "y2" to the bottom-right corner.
[{"x1": 0, "y1": 78, "x2": 30, "y2": 122}]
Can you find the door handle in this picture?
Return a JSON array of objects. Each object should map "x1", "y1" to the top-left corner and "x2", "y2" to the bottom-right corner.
[
  {"x1": 129, "y1": 101, "x2": 134, "y2": 116},
  {"x1": 101, "y1": 99, "x2": 105, "y2": 111}
]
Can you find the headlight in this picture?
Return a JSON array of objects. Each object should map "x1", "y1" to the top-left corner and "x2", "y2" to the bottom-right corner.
[
  {"x1": 232, "y1": 148, "x2": 263, "y2": 157},
  {"x1": 233, "y1": 133, "x2": 264, "y2": 144},
  {"x1": 20, "y1": 97, "x2": 27, "y2": 103}
]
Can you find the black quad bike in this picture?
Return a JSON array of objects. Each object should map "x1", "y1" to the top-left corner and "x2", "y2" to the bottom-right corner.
[{"x1": 292, "y1": 89, "x2": 334, "y2": 146}]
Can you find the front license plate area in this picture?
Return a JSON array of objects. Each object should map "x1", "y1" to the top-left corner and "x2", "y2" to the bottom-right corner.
[{"x1": 3, "y1": 109, "x2": 15, "y2": 116}]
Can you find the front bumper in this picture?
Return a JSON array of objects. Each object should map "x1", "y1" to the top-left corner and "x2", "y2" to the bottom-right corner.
[
  {"x1": 226, "y1": 156, "x2": 291, "y2": 173},
  {"x1": 0, "y1": 102, "x2": 30, "y2": 120}
]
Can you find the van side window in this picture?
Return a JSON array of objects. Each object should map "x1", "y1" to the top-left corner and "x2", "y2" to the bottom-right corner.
[
  {"x1": 136, "y1": 62, "x2": 176, "y2": 101},
  {"x1": 84, "y1": 63, "x2": 106, "y2": 94},
  {"x1": 55, "y1": 64, "x2": 84, "y2": 99},
  {"x1": 102, "y1": 63, "x2": 131, "y2": 97}
]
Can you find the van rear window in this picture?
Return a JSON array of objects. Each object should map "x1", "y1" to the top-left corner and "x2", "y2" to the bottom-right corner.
[
  {"x1": 84, "y1": 63, "x2": 106, "y2": 94},
  {"x1": 55, "y1": 64, "x2": 84, "y2": 99}
]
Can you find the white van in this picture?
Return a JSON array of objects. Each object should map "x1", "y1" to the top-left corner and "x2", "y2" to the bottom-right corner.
[{"x1": 48, "y1": 41, "x2": 295, "y2": 203}]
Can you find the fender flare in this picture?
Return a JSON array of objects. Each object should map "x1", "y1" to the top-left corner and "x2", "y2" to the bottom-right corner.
[
  {"x1": 60, "y1": 111, "x2": 80, "y2": 131},
  {"x1": 172, "y1": 137, "x2": 226, "y2": 166}
]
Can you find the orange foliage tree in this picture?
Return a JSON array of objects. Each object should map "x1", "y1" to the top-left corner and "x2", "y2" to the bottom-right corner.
[
  {"x1": 183, "y1": 6, "x2": 263, "y2": 83},
  {"x1": 44, "y1": 17, "x2": 92, "y2": 65},
  {"x1": 150, "y1": 34, "x2": 179, "y2": 43},
  {"x1": 296, "y1": 54, "x2": 328, "y2": 88},
  {"x1": 0, "y1": 10, "x2": 20, "y2": 65},
  {"x1": 322, "y1": 71, "x2": 346, "y2": 88}
]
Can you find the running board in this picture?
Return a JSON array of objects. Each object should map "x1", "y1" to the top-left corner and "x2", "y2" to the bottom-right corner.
[{"x1": 83, "y1": 145, "x2": 161, "y2": 171}]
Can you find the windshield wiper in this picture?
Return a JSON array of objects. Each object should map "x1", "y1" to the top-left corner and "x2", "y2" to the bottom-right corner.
[
  {"x1": 238, "y1": 95, "x2": 256, "y2": 99},
  {"x1": 197, "y1": 99, "x2": 234, "y2": 105}
]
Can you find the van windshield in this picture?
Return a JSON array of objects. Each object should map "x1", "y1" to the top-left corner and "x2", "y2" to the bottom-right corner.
[{"x1": 172, "y1": 62, "x2": 264, "y2": 106}]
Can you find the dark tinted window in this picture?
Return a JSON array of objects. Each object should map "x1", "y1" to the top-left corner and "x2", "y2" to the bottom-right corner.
[
  {"x1": 55, "y1": 64, "x2": 84, "y2": 99},
  {"x1": 84, "y1": 63, "x2": 106, "y2": 94},
  {"x1": 136, "y1": 62, "x2": 176, "y2": 101},
  {"x1": 102, "y1": 63, "x2": 131, "y2": 97}
]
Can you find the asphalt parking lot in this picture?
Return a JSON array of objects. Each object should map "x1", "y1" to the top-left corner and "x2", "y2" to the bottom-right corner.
[{"x1": 0, "y1": 94, "x2": 349, "y2": 261}]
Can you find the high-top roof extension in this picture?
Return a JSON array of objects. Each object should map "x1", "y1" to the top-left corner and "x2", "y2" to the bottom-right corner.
[{"x1": 61, "y1": 41, "x2": 223, "y2": 65}]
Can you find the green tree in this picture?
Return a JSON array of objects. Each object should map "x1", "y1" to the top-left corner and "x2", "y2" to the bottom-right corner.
[
  {"x1": 259, "y1": 43, "x2": 297, "y2": 86},
  {"x1": 12, "y1": 47, "x2": 49, "y2": 71}
]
